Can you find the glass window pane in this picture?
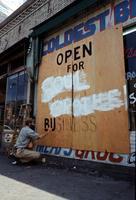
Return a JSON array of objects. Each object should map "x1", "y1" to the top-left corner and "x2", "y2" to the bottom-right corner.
[
  {"x1": 124, "y1": 31, "x2": 136, "y2": 131},
  {"x1": 5, "y1": 71, "x2": 28, "y2": 129},
  {"x1": 6, "y1": 74, "x2": 17, "y2": 102},
  {"x1": 17, "y1": 71, "x2": 28, "y2": 101}
]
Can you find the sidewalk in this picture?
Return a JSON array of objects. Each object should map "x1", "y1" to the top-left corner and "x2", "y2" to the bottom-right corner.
[{"x1": 0, "y1": 154, "x2": 135, "y2": 200}]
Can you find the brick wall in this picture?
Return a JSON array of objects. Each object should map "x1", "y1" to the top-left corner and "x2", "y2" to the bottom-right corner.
[{"x1": 0, "y1": 0, "x2": 76, "y2": 54}]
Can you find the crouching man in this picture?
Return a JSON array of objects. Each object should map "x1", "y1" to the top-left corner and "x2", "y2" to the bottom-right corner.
[{"x1": 12, "y1": 119, "x2": 46, "y2": 165}]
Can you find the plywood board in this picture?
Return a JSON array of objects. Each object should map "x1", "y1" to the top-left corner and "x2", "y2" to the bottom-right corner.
[
  {"x1": 36, "y1": 25, "x2": 129, "y2": 153},
  {"x1": 72, "y1": 26, "x2": 129, "y2": 153},
  {"x1": 94, "y1": 26, "x2": 129, "y2": 153},
  {"x1": 36, "y1": 44, "x2": 74, "y2": 148}
]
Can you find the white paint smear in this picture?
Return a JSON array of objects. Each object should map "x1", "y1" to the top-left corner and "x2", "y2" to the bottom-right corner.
[
  {"x1": 123, "y1": 84, "x2": 128, "y2": 110},
  {"x1": 49, "y1": 89, "x2": 124, "y2": 117},
  {"x1": 41, "y1": 71, "x2": 90, "y2": 103}
]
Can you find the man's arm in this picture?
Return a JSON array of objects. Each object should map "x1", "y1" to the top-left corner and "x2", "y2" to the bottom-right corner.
[
  {"x1": 38, "y1": 132, "x2": 50, "y2": 139},
  {"x1": 27, "y1": 130, "x2": 39, "y2": 140}
]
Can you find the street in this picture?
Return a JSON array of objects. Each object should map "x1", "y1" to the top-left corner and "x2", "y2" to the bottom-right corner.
[{"x1": 0, "y1": 154, "x2": 135, "y2": 200}]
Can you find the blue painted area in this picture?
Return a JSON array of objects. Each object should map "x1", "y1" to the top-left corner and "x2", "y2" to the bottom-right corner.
[
  {"x1": 64, "y1": 29, "x2": 74, "y2": 46},
  {"x1": 74, "y1": 23, "x2": 86, "y2": 42},
  {"x1": 63, "y1": 148, "x2": 73, "y2": 156},
  {"x1": 130, "y1": 0, "x2": 136, "y2": 18},
  {"x1": 36, "y1": 145, "x2": 44, "y2": 153},
  {"x1": 114, "y1": 1, "x2": 129, "y2": 24},
  {"x1": 43, "y1": 146, "x2": 50, "y2": 154},
  {"x1": 56, "y1": 35, "x2": 65, "y2": 50},
  {"x1": 84, "y1": 17, "x2": 97, "y2": 37},
  {"x1": 36, "y1": 145, "x2": 49, "y2": 154},
  {"x1": 48, "y1": 38, "x2": 56, "y2": 53},
  {"x1": 54, "y1": 147, "x2": 62, "y2": 155},
  {"x1": 49, "y1": 147, "x2": 62, "y2": 155},
  {"x1": 96, "y1": 10, "x2": 110, "y2": 31},
  {"x1": 43, "y1": 0, "x2": 136, "y2": 56},
  {"x1": 36, "y1": 145, "x2": 73, "y2": 157}
]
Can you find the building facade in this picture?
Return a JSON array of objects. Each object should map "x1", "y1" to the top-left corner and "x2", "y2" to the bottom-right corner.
[{"x1": 0, "y1": 0, "x2": 135, "y2": 168}]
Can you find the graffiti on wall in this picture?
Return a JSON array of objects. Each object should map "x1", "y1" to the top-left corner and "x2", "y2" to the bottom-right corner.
[{"x1": 36, "y1": 145, "x2": 135, "y2": 167}]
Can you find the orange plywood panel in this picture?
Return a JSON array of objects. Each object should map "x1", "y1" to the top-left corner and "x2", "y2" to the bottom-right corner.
[
  {"x1": 94, "y1": 26, "x2": 129, "y2": 153},
  {"x1": 36, "y1": 44, "x2": 74, "y2": 147},
  {"x1": 36, "y1": 25, "x2": 129, "y2": 153},
  {"x1": 71, "y1": 37, "x2": 97, "y2": 150},
  {"x1": 72, "y1": 26, "x2": 129, "y2": 153}
]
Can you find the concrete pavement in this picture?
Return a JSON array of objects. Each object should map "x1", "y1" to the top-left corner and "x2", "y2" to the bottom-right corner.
[{"x1": 0, "y1": 154, "x2": 135, "y2": 200}]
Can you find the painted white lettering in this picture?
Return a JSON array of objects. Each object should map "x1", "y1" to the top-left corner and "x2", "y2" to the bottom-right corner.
[
  {"x1": 41, "y1": 71, "x2": 90, "y2": 103},
  {"x1": 129, "y1": 93, "x2": 136, "y2": 104},
  {"x1": 49, "y1": 89, "x2": 124, "y2": 117}
]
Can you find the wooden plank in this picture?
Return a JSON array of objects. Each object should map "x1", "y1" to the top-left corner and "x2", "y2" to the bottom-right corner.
[
  {"x1": 72, "y1": 37, "x2": 97, "y2": 150},
  {"x1": 36, "y1": 44, "x2": 73, "y2": 148},
  {"x1": 72, "y1": 26, "x2": 129, "y2": 153},
  {"x1": 94, "y1": 26, "x2": 129, "y2": 153}
]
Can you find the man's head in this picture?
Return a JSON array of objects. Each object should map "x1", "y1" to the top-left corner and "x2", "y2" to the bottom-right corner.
[{"x1": 25, "y1": 119, "x2": 32, "y2": 127}]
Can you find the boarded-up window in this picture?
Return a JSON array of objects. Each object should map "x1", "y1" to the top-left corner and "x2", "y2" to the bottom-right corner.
[{"x1": 37, "y1": 26, "x2": 129, "y2": 153}]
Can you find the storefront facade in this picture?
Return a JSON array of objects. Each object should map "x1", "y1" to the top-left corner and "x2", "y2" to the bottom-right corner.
[
  {"x1": 0, "y1": 0, "x2": 135, "y2": 168},
  {"x1": 0, "y1": 39, "x2": 32, "y2": 131},
  {"x1": 0, "y1": 0, "x2": 77, "y2": 150},
  {"x1": 33, "y1": 0, "x2": 136, "y2": 167}
]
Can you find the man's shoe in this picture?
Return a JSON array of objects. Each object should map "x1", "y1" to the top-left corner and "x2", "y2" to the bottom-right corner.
[
  {"x1": 41, "y1": 157, "x2": 46, "y2": 163},
  {"x1": 11, "y1": 160, "x2": 18, "y2": 165},
  {"x1": 11, "y1": 158, "x2": 21, "y2": 165}
]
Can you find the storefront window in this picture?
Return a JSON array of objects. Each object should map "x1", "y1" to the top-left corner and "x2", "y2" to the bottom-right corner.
[
  {"x1": 4, "y1": 71, "x2": 28, "y2": 129},
  {"x1": 124, "y1": 31, "x2": 136, "y2": 131},
  {"x1": 6, "y1": 74, "x2": 18, "y2": 102}
]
